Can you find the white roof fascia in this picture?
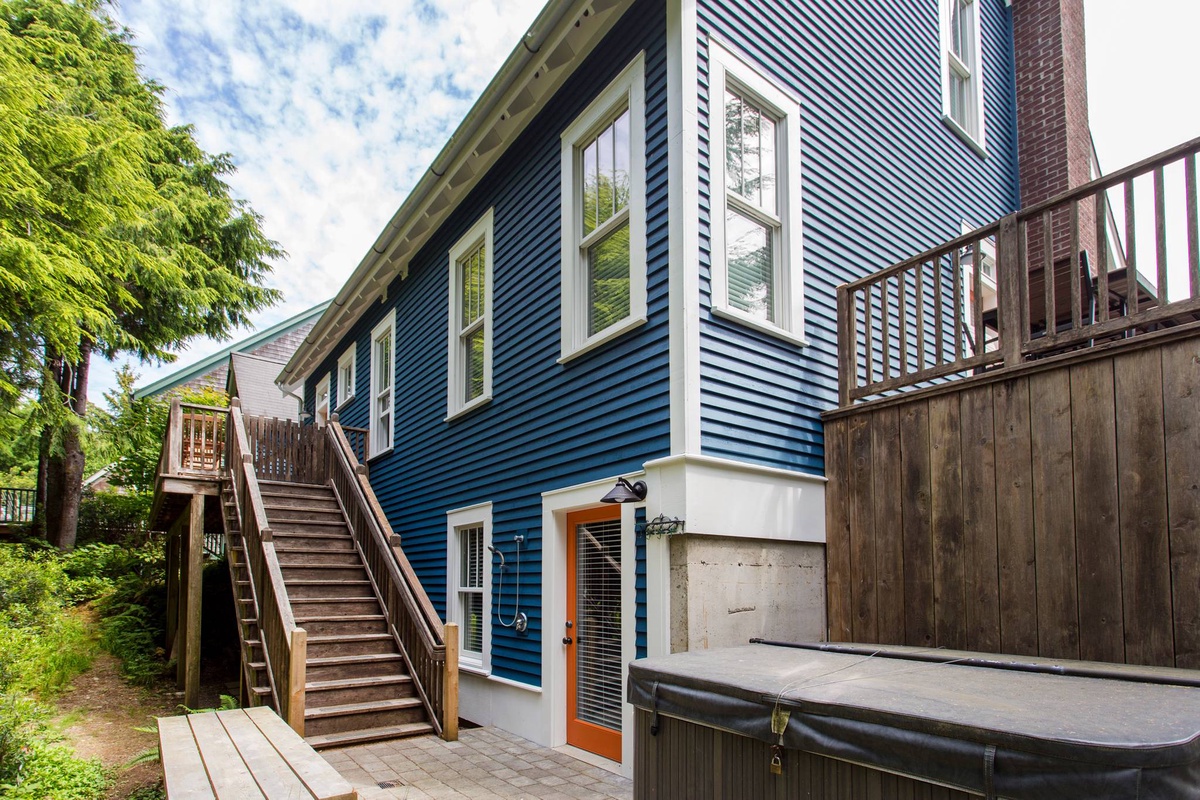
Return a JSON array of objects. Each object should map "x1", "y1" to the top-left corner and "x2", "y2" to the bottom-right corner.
[{"x1": 279, "y1": 0, "x2": 634, "y2": 393}]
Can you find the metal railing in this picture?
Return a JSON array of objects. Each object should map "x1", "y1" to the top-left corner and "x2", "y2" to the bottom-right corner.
[
  {"x1": 838, "y1": 136, "x2": 1200, "y2": 406},
  {"x1": 226, "y1": 400, "x2": 307, "y2": 734},
  {"x1": 322, "y1": 413, "x2": 457, "y2": 740},
  {"x1": 0, "y1": 487, "x2": 35, "y2": 524}
]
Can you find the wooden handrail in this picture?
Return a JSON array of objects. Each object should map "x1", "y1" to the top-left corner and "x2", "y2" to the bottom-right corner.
[
  {"x1": 226, "y1": 400, "x2": 306, "y2": 735},
  {"x1": 323, "y1": 416, "x2": 455, "y2": 739},
  {"x1": 836, "y1": 136, "x2": 1200, "y2": 407}
]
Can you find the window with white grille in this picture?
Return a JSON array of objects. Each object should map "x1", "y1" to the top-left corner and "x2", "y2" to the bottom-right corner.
[
  {"x1": 336, "y1": 345, "x2": 356, "y2": 408},
  {"x1": 369, "y1": 311, "x2": 395, "y2": 457},
  {"x1": 447, "y1": 503, "x2": 491, "y2": 672},
  {"x1": 941, "y1": 0, "x2": 986, "y2": 152},
  {"x1": 447, "y1": 211, "x2": 493, "y2": 420}
]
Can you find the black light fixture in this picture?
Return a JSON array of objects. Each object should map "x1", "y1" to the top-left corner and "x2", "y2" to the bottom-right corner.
[{"x1": 601, "y1": 477, "x2": 647, "y2": 504}]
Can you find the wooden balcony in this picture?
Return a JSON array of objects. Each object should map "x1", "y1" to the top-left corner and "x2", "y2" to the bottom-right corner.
[
  {"x1": 149, "y1": 399, "x2": 228, "y2": 531},
  {"x1": 825, "y1": 137, "x2": 1200, "y2": 671}
]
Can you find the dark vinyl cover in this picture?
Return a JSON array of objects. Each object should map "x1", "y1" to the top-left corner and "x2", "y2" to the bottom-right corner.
[{"x1": 627, "y1": 643, "x2": 1200, "y2": 800}]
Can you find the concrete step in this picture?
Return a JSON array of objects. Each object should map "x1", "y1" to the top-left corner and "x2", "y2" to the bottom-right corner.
[
  {"x1": 306, "y1": 721, "x2": 434, "y2": 750},
  {"x1": 303, "y1": 696, "x2": 426, "y2": 736},
  {"x1": 305, "y1": 652, "x2": 408, "y2": 681},
  {"x1": 304, "y1": 674, "x2": 415, "y2": 708}
]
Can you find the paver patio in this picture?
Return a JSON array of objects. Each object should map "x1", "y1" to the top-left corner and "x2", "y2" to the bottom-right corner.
[{"x1": 321, "y1": 727, "x2": 633, "y2": 800}]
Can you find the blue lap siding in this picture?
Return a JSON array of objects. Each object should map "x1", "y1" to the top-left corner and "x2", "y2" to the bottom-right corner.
[
  {"x1": 696, "y1": 0, "x2": 1019, "y2": 474},
  {"x1": 305, "y1": 0, "x2": 670, "y2": 687}
]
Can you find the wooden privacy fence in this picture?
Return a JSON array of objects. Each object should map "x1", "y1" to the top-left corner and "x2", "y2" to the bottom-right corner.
[
  {"x1": 824, "y1": 329, "x2": 1200, "y2": 670},
  {"x1": 242, "y1": 415, "x2": 329, "y2": 484},
  {"x1": 838, "y1": 136, "x2": 1200, "y2": 405}
]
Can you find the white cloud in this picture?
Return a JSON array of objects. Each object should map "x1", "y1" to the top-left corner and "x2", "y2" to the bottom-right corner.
[{"x1": 92, "y1": 0, "x2": 543, "y2": 401}]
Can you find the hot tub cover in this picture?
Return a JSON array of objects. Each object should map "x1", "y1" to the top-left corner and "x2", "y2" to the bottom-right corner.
[{"x1": 627, "y1": 642, "x2": 1200, "y2": 800}]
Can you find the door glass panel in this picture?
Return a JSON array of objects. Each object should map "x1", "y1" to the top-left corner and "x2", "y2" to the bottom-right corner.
[{"x1": 574, "y1": 518, "x2": 622, "y2": 732}]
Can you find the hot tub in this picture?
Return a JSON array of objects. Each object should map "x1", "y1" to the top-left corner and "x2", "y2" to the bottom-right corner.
[{"x1": 627, "y1": 642, "x2": 1200, "y2": 799}]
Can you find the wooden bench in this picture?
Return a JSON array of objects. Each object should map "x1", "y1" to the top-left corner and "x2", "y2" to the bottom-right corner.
[{"x1": 158, "y1": 707, "x2": 357, "y2": 799}]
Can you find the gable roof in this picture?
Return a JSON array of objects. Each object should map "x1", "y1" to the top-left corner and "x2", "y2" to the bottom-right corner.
[
  {"x1": 135, "y1": 301, "x2": 331, "y2": 399},
  {"x1": 227, "y1": 352, "x2": 300, "y2": 421},
  {"x1": 279, "y1": 0, "x2": 636, "y2": 391}
]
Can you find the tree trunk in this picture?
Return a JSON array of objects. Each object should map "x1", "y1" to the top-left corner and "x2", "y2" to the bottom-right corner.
[{"x1": 45, "y1": 344, "x2": 91, "y2": 551}]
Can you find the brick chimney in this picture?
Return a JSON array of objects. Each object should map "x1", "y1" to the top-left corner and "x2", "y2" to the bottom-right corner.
[{"x1": 1012, "y1": 0, "x2": 1095, "y2": 280}]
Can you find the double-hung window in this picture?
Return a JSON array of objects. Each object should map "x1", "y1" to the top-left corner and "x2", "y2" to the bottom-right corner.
[
  {"x1": 941, "y1": 0, "x2": 985, "y2": 152},
  {"x1": 708, "y1": 42, "x2": 804, "y2": 343},
  {"x1": 447, "y1": 210, "x2": 494, "y2": 420},
  {"x1": 336, "y1": 346, "x2": 356, "y2": 409},
  {"x1": 315, "y1": 373, "x2": 331, "y2": 427},
  {"x1": 447, "y1": 503, "x2": 492, "y2": 672},
  {"x1": 560, "y1": 53, "x2": 647, "y2": 362},
  {"x1": 369, "y1": 310, "x2": 395, "y2": 457}
]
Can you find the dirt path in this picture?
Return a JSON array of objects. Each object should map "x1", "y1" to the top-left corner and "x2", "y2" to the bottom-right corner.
[{"x1": 55, "y1": 652, "x2": 177, "y2": 800}]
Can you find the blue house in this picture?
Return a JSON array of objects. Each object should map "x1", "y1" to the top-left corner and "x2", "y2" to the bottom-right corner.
[{"x1": 277, "y1": 0, "x2": 1037, "y2": 771}]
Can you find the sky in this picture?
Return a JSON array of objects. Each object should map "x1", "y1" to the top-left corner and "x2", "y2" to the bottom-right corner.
[{"x1": 89, "y1": 0, "x2": 1200, "y2": 404}]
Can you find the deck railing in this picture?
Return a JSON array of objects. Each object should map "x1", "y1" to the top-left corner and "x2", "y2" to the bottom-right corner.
[
  {"x1": 157, "y1": 399, "x2": 228, "y2": 478},
  {"x1": 226, "y1": 400, "x2": 307, "y2": 734},
  {"x1": 320, "y1": 413, "x2": 457, "y2": 740},
  {"x1": 838, "y1": 136, "x2": 1200, "y2": 406},
  {"x1": 241, "y1": 415, "x2": 328, "y2": 485},
  {"x1": 0, "y1": 487, "x2": 35, "y2": 524}
]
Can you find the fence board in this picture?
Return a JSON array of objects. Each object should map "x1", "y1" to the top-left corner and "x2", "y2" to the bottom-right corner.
[
  {"x1": 1161, "y1": 338, "x2": 1200, "y2": 669},
  {"x1": 824, "y1": 419, "x2": 853, "y2": 642},
  {"x1": 1069, "y1": 360, "x2": 1125, "y2": 664},
  {"x1": 929, "y1": 394, "x2": 965, "y2": 650},
  {"x1": 872, "y1": 408, "x2": 905, "y2": 644},
  {"x1": 1114, "y1": 348, "x2": 1175, "y2": 667},
  {"x1": 959, "y1": 385, "x2": 1000, "y2": 653},
  {"x1": 1028, "y1": 369, "x2": 1079, "y2": 660},
  {"x1": 900, "y1": 403, "x2": 935, "y2": 649},
  {"x1": 848, "y1": 415, "x2": 878, "y2": 642}
]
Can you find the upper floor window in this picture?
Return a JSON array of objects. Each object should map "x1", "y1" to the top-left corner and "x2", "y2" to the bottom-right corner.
[
  {"x1": 447, "y1": 210, "x2": 494, "y2": 420},
  {"x1": 337, "y1": 345, "x2": 356, "y2": 409},
  {"x1": 708, "y1": 42, "x2": 805, "y2": 344},
  {"x1": 315, "y1": 373, "x2": 331, "y2": 427},
  {"x1": 941, "y1": 0, "x2": 986, "y2": 153},
  {"x1": 446, "y1": 502, "x2": 492, "y2": 673},
  {"x1": 559, "y1": 53, "x2": 647, "y2": 362},
  {"x1": 370, "y1": 310, "x2": 395, "y2": 457}
]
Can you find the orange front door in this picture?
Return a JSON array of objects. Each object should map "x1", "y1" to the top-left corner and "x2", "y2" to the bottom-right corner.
[{"x1": 565, "y1": 506, "x2": 623, "y2": 762}]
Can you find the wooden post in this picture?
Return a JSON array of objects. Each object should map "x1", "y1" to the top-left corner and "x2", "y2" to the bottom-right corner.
[
  {"x1": 173, "y1": 512, "x2": 188, "y2": 682},
  {"x1": 442, "y1": 623, "x2": 459, "y2": 741},
  {"x1": 167, "y1": 397, "x2": 182, "y2": 476},
  {"x1": 997, "y1": 213, "x2": 1024, "y2": 368},
  {"x1": 287, "y1": 628, "x2": 307, "y2": 736},
  {"x1": 183, "y1": 496, "x2": 204, "y2": 709},
  {"x1": 836, "y1": 285, "x2": 855, "y2": 407},
  {"x1": 165, "y1": 534, "x2": 180, "y2": 654}
]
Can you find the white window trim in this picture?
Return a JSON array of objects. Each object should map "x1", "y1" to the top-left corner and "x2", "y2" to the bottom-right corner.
[
  {"x1": 336, "y1": 345, "x2": 356, "y2": 410},
  {"x1": 940, "y1": 0, "x2": 987, "y2": 156},
  {"x1": 446, "y1": 209, "x2": 495, "y2": 421},
  {"x1": 315, "y1": 373, "x2": 331, "y2": 427},
  {"x1": 369, "y1": 309, "x2": 396, "y2": 460},
  {"x1": 559, "y1": 52, "x2": 648, "y2": 364},
  {"x1": 446, "y1": 502, "x2": 493, "y2": 674},
  {"x1": 707, "y1": 40, "x2": 806, "y2": 344}
]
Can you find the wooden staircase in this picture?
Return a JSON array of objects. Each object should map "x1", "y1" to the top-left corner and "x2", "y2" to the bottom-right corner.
[{"x1": 255, "y1": 479, "x2": 432, "y2": 748}]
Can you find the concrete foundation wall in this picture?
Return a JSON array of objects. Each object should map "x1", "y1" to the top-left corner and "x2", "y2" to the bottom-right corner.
[{"x1": 669, "y1": 535, "x2": 826, "y2": 653}]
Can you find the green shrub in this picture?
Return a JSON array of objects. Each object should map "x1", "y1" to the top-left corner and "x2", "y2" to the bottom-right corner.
[
  {"x1": 97, "y1": 599, "x2": 164, "y2": 687},
  {"x1": 1, "y1": 740, "x2": 109, "y2": 800},
  {"x1": 76, "y1": 491, "x2": 152, "y2": 546},
  {"x1": 0, "y1": 693, "x2": 47, "y2": 785},
  {"x1": 0, "y1": 545, "x2": 63, "y2": 627}
]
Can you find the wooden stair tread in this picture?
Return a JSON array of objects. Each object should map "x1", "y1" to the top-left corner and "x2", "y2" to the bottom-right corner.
[
  {"x1": 293, "y1": 614, "x2": 385, "y2": 623},
  {"x1": 278, "y1": 564, "x2": 367, "y2": 571},
  {"x1": 257, "y1": 480, "x2": 328, "y2": 490},
  {"x1": 289, "y1": 597, "x2": 379, "y2": 604},
  {"x1": 306, "y1": 652, "x2": 403, "y2": 667},
  {"x1": 285, "y1": 579, "x2": 370, "y2": 586},
  {"x1": 307, "y1": 633, "x2": 393, "y2": 644},
  {"x1": 305, "y1": 722, "x2": 433, "y2": 750},
  {"x1": 306, "y1": 675, "x2": 412, "y2": 692},
  {"x1": 304, "y1": 697, "x2": 422, "y2": 719}
]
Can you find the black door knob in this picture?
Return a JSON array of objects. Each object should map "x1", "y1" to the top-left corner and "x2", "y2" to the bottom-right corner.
[{"x1": 562, "y1": 636, "x2": 573, "y2": 645}]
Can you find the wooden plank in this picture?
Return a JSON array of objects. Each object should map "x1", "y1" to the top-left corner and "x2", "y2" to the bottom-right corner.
[
  {"x1": 217, "y1": 710, "x2": 312, "y2": 799},
  {"x1": 997, "y1": 214, "x2": 1023, "y2": 368},
  {"x1": 825, "y1": 419, "x2": 854, "y2": 642},
  {"x1": 1069, "y1": 359, "x2": 1125, "y2": 663},
  {"x1": 1069, "y1": 202, "x2": 1081, "y2": 330},
  {"x1": 1114, "y1": 347, "x2": 1175, "y2": 666},
  {"x1": 928, "y1": 394, "x2": 965, "y2": 649},
  {"x1": 1042, "y1": 210, "x2": 1055, "y2": 339},
  {"x1": 158, "y1": 715, "x2": 217, "y2": 800},
  {"x1": 952, "y1": 249, "x2": 964, "y2": 360},
  {"x1": 914, "y1": 264, "x2": 926, "y2": 373},
  {"x1": 864, "y1": 285, "x2": 875, "y2": 385},
  {"x1": 1095, "y1": 191, "x2": 1110, "y2": 322},
  {"x1": 1028, "y1": 369, "x2": 1079, "y2": 660},
  {"x1": 972, "y1": 238, "x2": 984, "y2": 352},
  {"x1": 1125, "y1": 179, "x2": 1139, "y2": 315},
  {"x1": 848, "y1": 414, "x2": 878, "y2": 642},
  {"x1": 872, "y1": 407, "x2": 905, "y2": 644},
  {"x1": 1188, "y1": 153, "x2": 1200, "y2": 299},
  {"x1": 165, "y1": 534, "x2": 180, "y2": 655},
  {"x1": 959, "y1": 385, "x2": 1000, "y2": 653},
  {"x1": 1155, "y1": 165, "x2": 1168, "y2": 304},
  {"x1": 187, "y1": 712, "x2": 266, "y2": 799},
  {"x1": 993, "y1": 378, "x2": 1038, "y2": 656},
  {"x1": 898, "y1": 273, "x2": 909, "y2": 376},
  {"x1": 246, "y1": 707, "x2": 355, "y2": 800},
  {"x1": 881, "y1": 278, "x2": 892, "y2": 382},
  {"x1": 900, "y1": 403, "x2": 935, "y2": 648},
  {"x1": 1162, "y1": 337, "x2": 1200, "y2": 669},
  {"x1": 442, "y1": 622, "x2": 459, "y2": 740},
  {"x1": 933, "y1": 256, "x2": 945, "y2": 364}
]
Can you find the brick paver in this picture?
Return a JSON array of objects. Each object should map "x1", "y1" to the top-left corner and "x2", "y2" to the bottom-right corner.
[{"x1": 322, "y1": 728, "x2": 633, "y2": 800}]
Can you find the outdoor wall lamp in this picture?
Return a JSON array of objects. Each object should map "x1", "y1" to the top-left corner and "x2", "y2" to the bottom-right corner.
[{"x1": 600, "y1": 477, "x2": 647, "y2": 503}]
